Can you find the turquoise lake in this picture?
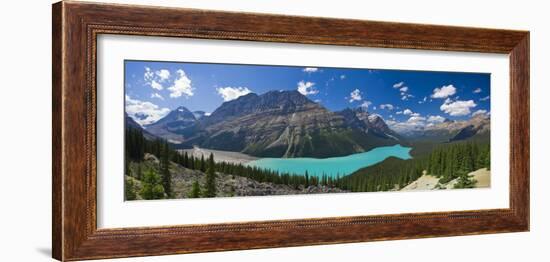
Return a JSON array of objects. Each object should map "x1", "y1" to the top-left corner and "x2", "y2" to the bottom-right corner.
[{"x1": 246, "y1": 144, "x2": 412, "y2": 178}]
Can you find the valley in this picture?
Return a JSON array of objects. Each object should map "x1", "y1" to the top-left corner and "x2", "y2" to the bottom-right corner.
[{"x1": 125, "y1": 90, "x2": 491, "y2": 200}]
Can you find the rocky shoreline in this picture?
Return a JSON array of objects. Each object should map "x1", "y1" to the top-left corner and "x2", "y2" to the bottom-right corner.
[{"x1": 126, "y1": 154, "x2": 347, "y2": 200}]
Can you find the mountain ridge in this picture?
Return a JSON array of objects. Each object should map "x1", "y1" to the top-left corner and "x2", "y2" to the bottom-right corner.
[
  {"x1": 145, "y1": 106, "x2": 196, "y2": 144},
  {"x1": 401, "y1": 114, "x2": 490, "y2": 142},
  {"x1": 144, "y1": 90, "x2": 402, "y2": 158}
]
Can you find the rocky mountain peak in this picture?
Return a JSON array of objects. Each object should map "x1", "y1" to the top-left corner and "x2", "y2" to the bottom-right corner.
[
  {"x1": 259, "y1": 90, "x2": 314, "y2": 107},
  {"x1": 205, "y1": 90, "x2": 320, "y2": 125},
  {"x1": 142, "y1": 90, "x2": 403, "y2": 157},
  {"x1": 153, "y1": 106, "x2": 196, "y2": 125},
  {"x1": 367, "y1": 113, "x2": 383, "y2": 123},
  {"x1": 144, "y1": 106, "x2": 198, "y2": 144}
]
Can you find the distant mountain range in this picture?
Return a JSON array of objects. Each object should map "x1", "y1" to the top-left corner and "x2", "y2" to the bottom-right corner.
[
  {"x1": 144, "y1": 106, "x2": 197, "y2": 144},
  {"x1": 402, "y1": 114, "x2": 490, "y2": 142},
  {"x1": 125, "y1": 113, "x2": 157, "y2": 140},
  {"x1": 125, "y1": 90, "x2": 490, "y2": 158},
  {"x1": 127, "y1": 90, "x2": 402, "y2": 158}
]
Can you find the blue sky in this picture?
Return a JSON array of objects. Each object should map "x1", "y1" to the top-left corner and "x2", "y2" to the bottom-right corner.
[{"x1": 125, "y1": 60, "x2": 490, "y2": 131}]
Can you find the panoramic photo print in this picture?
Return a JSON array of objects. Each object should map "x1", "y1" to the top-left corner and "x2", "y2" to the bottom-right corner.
[{"x1": 124, "y1": 60, "x2": 491, "y2": 200}]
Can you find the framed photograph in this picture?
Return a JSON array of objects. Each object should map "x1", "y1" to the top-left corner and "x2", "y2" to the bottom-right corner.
[{"x1": 52, "y1": 1, "x2": 529, "y2": 261}]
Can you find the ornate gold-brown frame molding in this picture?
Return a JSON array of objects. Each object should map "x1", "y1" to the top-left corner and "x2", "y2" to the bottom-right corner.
[{"x1": 52, "y1": 1, "x2": 529, "y2": 261}]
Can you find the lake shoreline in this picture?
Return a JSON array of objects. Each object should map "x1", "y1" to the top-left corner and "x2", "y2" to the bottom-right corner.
[
  {"x1": 179, "y1": 144, "x2": 413, "y2": 178},
  {"x1": 178, "y1": 146, "x2": 259, "y2": 165},
  {"x1": 247, "y1": 144, "x2": 412, "y2": 178}
]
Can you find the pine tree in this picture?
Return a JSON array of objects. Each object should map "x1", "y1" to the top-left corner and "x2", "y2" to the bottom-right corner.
[
  {"x1": 139, "y1": 169, "x2": 165, "y2": 200},
  {"x1": 207, "y1": 152, "x2": 215, "y2": 172},
  {"x1": 454, "y1": 171, "x2": 476, "y2": 189},
  {"x1": 160, "y1": 148, "x2": 172, "y2": 197},
  {"x1": 124, "y1": 156, "x2": 130, "y2": 176},
  {"x1": 204, "y1": 154, "x2": 217, "y2": 197},
  {"x1": 200, "y1": 154, "x2": 206, "y2": 172},
  {"x1": 124, "y1": 177, "x2": 137, "y2": 200},
  {"x1": 188, "y1": 180, "x2": 201, "y2": 198},
  {"x1": 125, "y1": 128, "x2": 145, "y2": 162},
  {"x1": 189, "y1": 155, "x2": 195, "y2": 170},
  {"x1": 183, "y1": 152, "x2": 189, "y2": 168}
]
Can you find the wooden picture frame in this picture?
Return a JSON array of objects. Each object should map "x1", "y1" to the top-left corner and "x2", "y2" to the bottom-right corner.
[{"x1": 52, "y1": 1, "x2": 529, "y2": 261}]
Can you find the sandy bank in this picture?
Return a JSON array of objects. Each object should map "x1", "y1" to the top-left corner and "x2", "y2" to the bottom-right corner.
[
  {"x1": 401, "y1": 168, "x2": 491, "y2": 191},
  {"x1": 401, "y1": 171, "x2": 440, "y2": 191},
  {"x1": 178, "y1": 146, "x2": 259, "y2": 165}
]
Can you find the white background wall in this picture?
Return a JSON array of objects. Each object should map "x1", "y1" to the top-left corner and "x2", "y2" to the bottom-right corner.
[{"x1": 0, "y1": 0, "x2": 546, "y2": 261}]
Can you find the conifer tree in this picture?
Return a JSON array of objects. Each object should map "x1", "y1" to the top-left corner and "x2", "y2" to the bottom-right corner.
[
  {"x1": 188, "y1": 180, "x2": 201, "y2": 198},
  {"x1": 200, "y1": 154, "x2": 206, "y2": 172},
  {"x1": 124, "y1": 177, "x2": 137, "y2": 200},
  {"x1": 160, "y1": 148, "x2": 172, "y2": 197},
  {"x1": 189, "y1": 155, "x2": 195, "y2": 170},
  {"x1": 140, "y1": 169, "x2": 165, "y2": 200},
  {"x1": 204, "y1": 153, "x2": 217, "y2": 197},
  {"x1": 183, "y1": 152, "x2": 189, "y2": 168}
]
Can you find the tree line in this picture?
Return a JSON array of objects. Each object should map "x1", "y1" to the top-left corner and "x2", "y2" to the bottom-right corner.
[
  {"x1": 125, "y1": 128, "x2": 176, "y2": 200},
  {"x1": 125, "y1": 128, "x2": 330, "y2": 200},
  {"x1": 125, "y1": 127, "x2": 491, "y2": 200},
  {"x1": 339, "y1": 142, "x2": 490, "y2": 192}
]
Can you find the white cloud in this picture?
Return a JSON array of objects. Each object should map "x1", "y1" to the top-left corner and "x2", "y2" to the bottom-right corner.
[
  {"x1": 125, "y1": 95, "x2": 170, "y2": 126},
  {"x1": 168, "y1": 69, "x2": 194, "y2": 98},
  {"x1": 440, "y1": 99, "x2": 477, "y2": 116},
  {"x1": 155, "y1": 69, "x2": 171, "y2": 82},
  {"x1": 216, "y1": 86, "x2": 252, "y2": 102},
  {"x1": 480, "y1": 96, "x2": 490, "y2": 101},
  {"x1": 144, "y1": 68, "x2": 170, "y2": 90},
  {"x1": 411, "y1": 112, "x2": 421, "y2": 117},
  {"x1": 150, "y1": 93, "x2": 164, "y2": 100},
  {"x1": 403, "y1": 109, "x2": 413, "y2": 115},
  {"x1": 393, "y1": 81, "x2": 405, "y2": 88},
  {"x1": 349, "y1": 89, "x2": 362, "y2": 103},
  {"x1": 150, "y1": 80, "x2": 163, "y2": 90},
  {"x1": 408, "y1": 116, "x2": 426, "y2": 123},
  {"x1": 472, "y1": 109, "x2": 489, "y2": 117},
  {"x1": 144, "y1": 67, "x2": 166, "y2": 90},
  {"x1": 387, "y1": 115, "x2": 428, "y2": 133},
  {"x1": 297, "y1": 81, "x2": 318, "y2": 96},
  {"x1": 340, "y1": 75, "x2": 346, "y2": 80},
  {"x1": 303, "y1": 67, "x2": 319, "y2": 73},
  {"x1": 399, "y1": 86, "x2": 409, "y2": 92},
  {"x1": 427, "y1": 115, "x2": 445, "y2": 123},
  {"x1": 431, "y1": 84, "x2": 457, "y2": 99},
  {"x1": 418, "y1": 96, "x2": 428, "y2": 104},
  {"x1": 379, "y1": 104, "x2": 394, "y2": 110},
  {"x1": 385, "y1": 119, "x2": 397, "y2": 125},
  {"x1": 473, "y1": 88, "x2": 482, "y2": 93},
  {"x1": 360, "y1": 101, "x2": 372, "y2": 109},
  {"x1": 396, "y1": 111, "x2": 403, "y2": 115},
  {"x1": 144, "y1": 67, "x2": 154, "y2": 81},
  {"x1": 401, "y1": 94, "x2": 414, "y2": 100}
]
